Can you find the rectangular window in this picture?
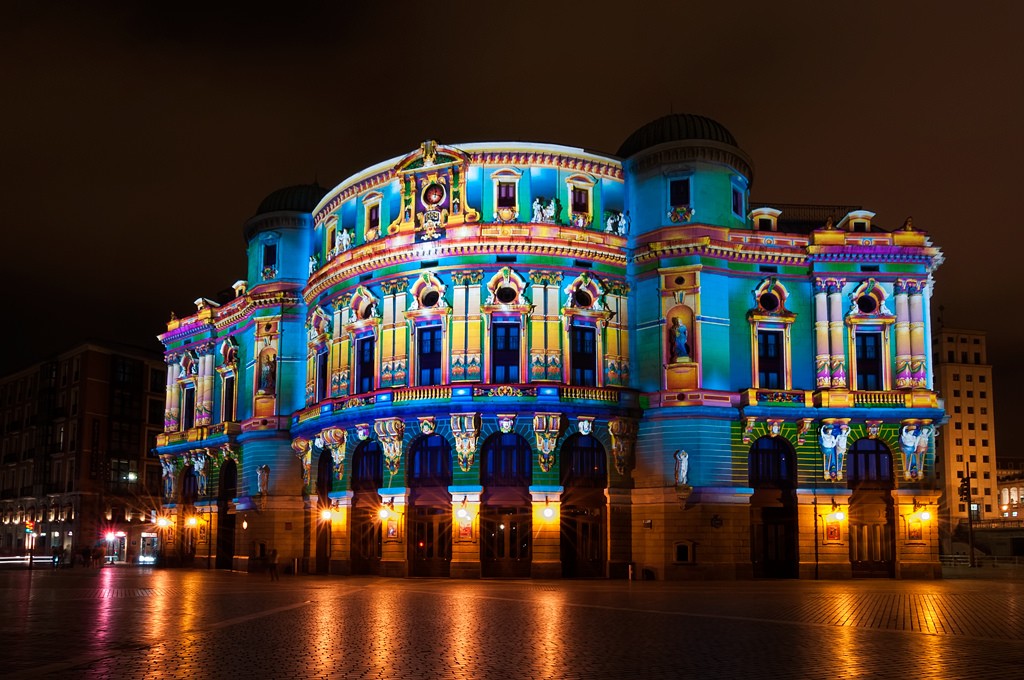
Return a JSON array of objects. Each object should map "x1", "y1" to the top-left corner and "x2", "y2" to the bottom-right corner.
[
  {"x1": 955, "y1": 454, "x2": 963, "y2": 462},
  {"x1": 757, "y1": 330, "x2": 783, "y2": 389},
  {"x1": 961, "y1": 352, "x2": 968, "y2": 363},
  {"x1": 223, "y1": 375, "x2": 235, "y2": 422},
  {"x1": 966, "y1": 374, "x2": 973, "y2": 382},
  {"x1": 150, "y1": 367, "x2": 165, "y2": 393},
  {"x1": 731, "y1": 187, "x2": 743, "y2": 216},
  {"x1": 669, "y1": 179, "x2": 690, "y2": 207},
  {"x1": 979, "y1": 375, "x2": 986, "y2": 383},
  {"x1": 571, "y1": 187, "x2": 589, "y2": 214},
  {"x1": 497, "y1": 182, "x2": 516, "y2": 208},
  {"x1": 147, "y1": 398, "x2": 164, "y2": 427},
  {"x1": 356, "y1": 336, "x2": 376, "y2": 394},
  {"x1": 316, "y1": 351, "x2": 330, "y2": 402},
  {"x1": 263, "y1": 243, "x2": 277, "y2": 268},
  {"x1": 969, "y1": 439, "x2": 975, "y2": 446},
  {"x1": 417, "y1": 326, "x2": 443, "y2": 386},
  {"x1": 757, "y1": 217, "x2": 773, "y2": 231},
  {"x1": 954, "y1": 406, "x2": 962, "y2": 413},
  {"x1": 974, "y1": 353, "x2": 981, "y2": 364},
  {"x1": 368, "y1": 204, "x2": 380, "y2": 230},
  {"x1": 570, "y1": 326, "x2": 597, "y2": 387},
  {"x1": 953, "y1": 390, "x2": 960, "y2": 397},
  {"x1": 492, "y1": 322, "x2": 520, "y2": 384},
  {"x1": 182, "y1": 386, "x2": 196, "y2": 431},
  {"x1": 947, "y1": 350, "x2": 954, "y2": 362}
]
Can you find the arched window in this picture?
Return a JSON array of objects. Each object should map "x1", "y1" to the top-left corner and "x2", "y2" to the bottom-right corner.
[
  {"x1": 748, "y1": 436, "x2": 795, "y2": 488},
  {"x1": 560, "y1": 434, "x2": 606, "y2": 488},
  {"x1": 351, "y1": 441, "x2": 383, "y2": 491},
  {"x1": 408, "y1": 435, "x2": 452, "y2": 487},
  {"x1": 847, "y1": 438, "x2": 893, "y2": 489},
  {"x1": 481, "y1": 433, "x2": 532, "y2": 487}
]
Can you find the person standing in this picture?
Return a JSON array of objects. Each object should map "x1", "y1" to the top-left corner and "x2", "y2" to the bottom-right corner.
[{"x1": 268, "y1": 549, "x2": 280, "y2": 581}]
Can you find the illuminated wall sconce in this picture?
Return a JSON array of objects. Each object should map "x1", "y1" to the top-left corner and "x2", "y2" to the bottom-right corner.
[
  {"x1": 542, "y1": 496, "x2": 556, "y2": 520},
  {"x1": 828, "y1": 499, "x2": 845, "y2": 522},
  {"x1": 378, "y1": 497, "x2": 394, "y2": 520},
  {"x1": 320, "y1": 508, "x2": 333, "y2": 521},
  {"x1": 187, "y1": 516, "x2": 199, "y2": 527},
  {"x1": 913, "y1": 498, "x2": 932, "y2": 521},
  {"x1": 242, "y1": 518, "x2": 248, "y2": 531},
  {"x1": 456, "y1": 496, "x2": 472, "y2": 524}
]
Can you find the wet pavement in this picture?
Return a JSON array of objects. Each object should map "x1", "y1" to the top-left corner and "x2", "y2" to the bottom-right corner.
[{"x1": 2, "y1": 566, "x2": 1023, "y2": 679}]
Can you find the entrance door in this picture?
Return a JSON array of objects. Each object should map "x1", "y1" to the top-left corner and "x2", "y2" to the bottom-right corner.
[
  {"x1": 216, "y1": 460, "x2": 237, "y2": 570},
  {"x1": 409, "y1": 506, "x2": 451, "y2": 577},
  {"x1": 350, "y1": 501, "x2": 382, "y2": 575},
  {"x1": 849, "y1": 492, "x2": 895, "y2": 578},
  {"x1": 481, "y1": 507, "x2": 531, "y2": 577},
  {"x1": 753, "y1": 506, "x2": 798, "y2": 578},
  {"x1": 560, "y1": 506, "x2": 604, "y2": 577}
]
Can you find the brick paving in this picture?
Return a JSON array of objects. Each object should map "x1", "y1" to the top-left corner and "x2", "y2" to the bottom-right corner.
[{"x1": 1, "y1": 568, "x2": 1022, "y2": 679}]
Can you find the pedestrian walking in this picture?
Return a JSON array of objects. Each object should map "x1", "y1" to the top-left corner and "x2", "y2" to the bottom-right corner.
[{"x1": 268, "y1": 549, "x2": 280, "y2": 581}]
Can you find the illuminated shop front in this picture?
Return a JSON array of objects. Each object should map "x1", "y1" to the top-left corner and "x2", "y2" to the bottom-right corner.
[{"x1": 155, "y1": 115, "x2": 944, "y2": 579}]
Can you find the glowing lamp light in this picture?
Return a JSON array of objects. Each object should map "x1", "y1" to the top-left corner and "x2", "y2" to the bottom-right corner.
[
  {"x1": 456, "y1": 508, "x2": 470, "y2": 521},
  {"x1": 187, "y1": 516, "x2": 198, "y2": 527},
  {"x1": 542, "y1": 506, "x2": 555, "y2": 520},
  {"x1": 321, "y1": 509, "x2": 333, "y2": 521},
  {"x1": 920, "y1": 510, "x2": 932, "y2": 522},
  {"x1": 378, "y1": 507, "x2": 391, "y2": 521},
  {"x1": 156, "y1": 517, "x2": 170, "y2": 529},
  {"x1": 105, "y1": 532, "x2": 116, "y2": 541},
  {"x1": 832, "y1": 511, "x2": 845, "y2": 522}
]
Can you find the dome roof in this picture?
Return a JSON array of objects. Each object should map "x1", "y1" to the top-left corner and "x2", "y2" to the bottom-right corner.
[
  {"x1": 255, "y1": 183, "x2": 328, "y2": 215},
  {"x1": 617, "y1": 114, "x2": 738, "y2": 157}
]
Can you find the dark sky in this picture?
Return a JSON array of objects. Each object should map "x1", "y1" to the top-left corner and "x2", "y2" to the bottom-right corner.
[{"x1": 3, "y1": 3, "x2": 1022, "y2": 457}]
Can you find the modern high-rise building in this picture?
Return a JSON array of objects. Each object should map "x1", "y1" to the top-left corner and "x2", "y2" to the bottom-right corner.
[
  {"x1": 155, "y1": 114, "x2": 946, "y2": 579},
  {"x1": 0, "y1": 343, "x2": 166, "y2": 564},
  {"x1": 932, "y1": 328, "x2": 997, "y2": 554}
]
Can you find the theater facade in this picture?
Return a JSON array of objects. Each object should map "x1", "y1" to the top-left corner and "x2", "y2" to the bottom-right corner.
[{"x1": 155, "y1": 115, "x2": 945, "y2": 579}]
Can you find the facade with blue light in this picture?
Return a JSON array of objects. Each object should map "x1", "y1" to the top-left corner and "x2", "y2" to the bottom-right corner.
[{"x1": 155, "y1": 114, "x2": 944, "y2": 579}]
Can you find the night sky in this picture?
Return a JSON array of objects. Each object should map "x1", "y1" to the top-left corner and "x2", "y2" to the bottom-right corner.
[{"x1": 3, "y1": 3, "x2": 1021, "y2": 458}]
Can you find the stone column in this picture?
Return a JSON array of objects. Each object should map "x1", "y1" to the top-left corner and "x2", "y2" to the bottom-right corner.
[
  {"x1": 908, "y1": 280, "x2": 927, "y2": 387},
  {"x1": 813, "y1": 279, "x2": 830, "y2": 388},
  {"x1": 827, "y1": 279, "x2": 847, "y2": 388},
  {"x1": 894, "y1": 280, "x2": 912, "y2": 388}
]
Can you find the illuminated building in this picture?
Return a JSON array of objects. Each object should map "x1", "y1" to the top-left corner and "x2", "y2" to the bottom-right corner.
[
  {"x1": 155, "y1": 114, "x2": 945, "y2": 579},
  {"x1": 0, "y1": 343, "x2": 166, "y2": 564}
]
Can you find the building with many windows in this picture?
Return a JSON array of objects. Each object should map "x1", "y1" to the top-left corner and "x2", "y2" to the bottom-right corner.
[
  {"x1": 0, "y1": 343, "x2": 166, "y2": 564},
  {"x1": 932, "y1": 328, "x2": 998, "y2": 555},
  {"x1": 155, "y1": 114, "x2": 945, "y2": 579}
]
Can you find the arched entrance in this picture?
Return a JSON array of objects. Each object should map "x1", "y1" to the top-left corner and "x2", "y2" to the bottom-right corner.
[
  {"x1": 350, "y1": 440, "x2": 383, "y2": 575},
  {"x1": 315, "y1": 445, "x2": 333, "y2": 574},
  {"x1": 748, "y1": 436, "x2": 798, "y2": 578},
  {"x1": 407, "y1": 434, "x2": 452, "y2": 577},
  {"x1": 215, "y1": 459, "x2": 237, "y2": 569},
  {"x1": 480, "y1": 432, "x2": 532, "y2": 577},
  {"x1": 847, "y1": 438, "x2": 896, "y2": 578},
  {"x1": 560, "y1": 433, "x2": 607, "y2": 578}
]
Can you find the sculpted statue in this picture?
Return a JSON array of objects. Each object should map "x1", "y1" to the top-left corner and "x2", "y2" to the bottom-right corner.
[
  {"x1": 531, "y1": 198, "x2": 544, "y2": 222},
  {"x1": 257, "y1": 465, "x2": 270, "y2": 495},
  {"x1": 674, "y1": 449, "x2": 689, "y2": 486},
  {"x1": 670, "y1": 318, "x2": 689, "y2": 361}
]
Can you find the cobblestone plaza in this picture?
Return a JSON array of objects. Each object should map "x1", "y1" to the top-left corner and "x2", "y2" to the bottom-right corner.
[{"x1": 2, "y1": 567, "x2": 1021, "y2": 679}]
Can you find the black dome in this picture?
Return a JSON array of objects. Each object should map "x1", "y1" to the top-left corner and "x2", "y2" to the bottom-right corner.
[
  {"x1": 256, "y1": 183, "x2": 328, "y2": 215},
  {"x1": 617, "y1": 114, "x2": 738, "y2": 158}
]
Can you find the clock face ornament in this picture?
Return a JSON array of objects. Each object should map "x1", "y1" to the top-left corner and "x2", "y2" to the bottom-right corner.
[{"x1": 423, "y1": 183, "x2": 446, "y2": 207}]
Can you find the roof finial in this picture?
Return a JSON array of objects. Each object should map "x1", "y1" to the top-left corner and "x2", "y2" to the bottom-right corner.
[
  {"x1": 902, "y1": 216, "x2": 914, "y2": 231},
  {"x1": 824, "y1": 215, "x2": 835, "y2": 230}
]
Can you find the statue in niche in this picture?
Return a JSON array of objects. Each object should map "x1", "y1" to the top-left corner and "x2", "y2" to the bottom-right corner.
[
  {"x1": 531, "y1": 198, "x2": 544, "y2": 222},
  {"x1": 618, "y1": 211, "x2": 631, "y2": 235},
  {"x1": 193, "y1": 453, "x2": 208, "y2": 497},
  {"x1": 605, "y1": 212, "x2": 619, "y2": 233},
  {"x1": 674, "y1": 449, "x2": 689, "y2": 486},
  {"x1": 258, "y1": 352, "x2": 276, "y2": 395},
  {"x1": 542, "y1": 199, "x2": 557, "y2": 222},
  {"x1": 670, "y1": 317, "x2": 689, "y2": 361},
  {"x1": 336, "y1": 228, "x2": 352, "y2": 251},
  {"x1": 309, "y1": 255, "x2": 317, "y2": 275},
  {"x1": 257, "y1": 465, "x2": 270, "y2": 495}
]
